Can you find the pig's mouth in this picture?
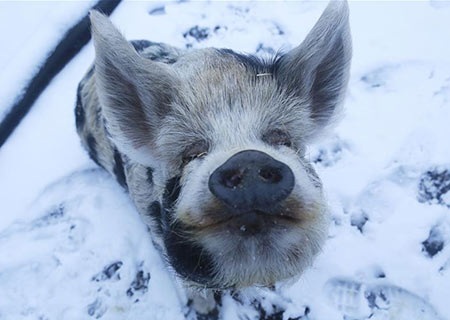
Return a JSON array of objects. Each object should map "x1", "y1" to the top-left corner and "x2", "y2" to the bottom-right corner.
[
  {"x1": 194, "y1": 208, "x2": 300, "y2": 234},
  {"x1": 191, "y1": 196, "x2": 306, "y2": 233}
]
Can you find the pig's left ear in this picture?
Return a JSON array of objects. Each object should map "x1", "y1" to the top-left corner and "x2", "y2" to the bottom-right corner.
[
  {"x1": 276, "y1": 0, "x2": 352, "y2": 140},
  {"x1": 90, "y1": 10, "x2": 179, "y2": 166}
]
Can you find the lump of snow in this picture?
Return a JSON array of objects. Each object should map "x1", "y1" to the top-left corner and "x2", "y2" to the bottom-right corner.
[{"x1": 350, "y1": 210, "x2": 369, "y2": 233}]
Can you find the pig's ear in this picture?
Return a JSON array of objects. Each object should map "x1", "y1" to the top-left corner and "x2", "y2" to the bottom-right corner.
[
  {"x1": 90, "y1": 10, "x2": 178, "y2": 165},
  {"x1": 276, "y1": 1, "x2": 352, "y2": 140}
]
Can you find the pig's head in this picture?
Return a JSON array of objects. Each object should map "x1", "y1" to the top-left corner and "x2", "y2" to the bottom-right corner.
[{"x1": 90, "y1": 1, "x2": 351, "y2": 289}]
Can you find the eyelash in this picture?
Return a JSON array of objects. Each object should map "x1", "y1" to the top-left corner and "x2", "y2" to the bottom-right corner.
[
  {"x1": 262, "y1": 129, "x2": 292, "y2": 148},
  {"x1": 182, "y1": 151, "x2": 207, "y2": 164},
  {"x1": 182, "y1": 142, "x2": 209, "y2": 165}
]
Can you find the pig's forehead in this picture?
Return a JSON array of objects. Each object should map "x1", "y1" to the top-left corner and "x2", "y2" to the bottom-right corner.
[
  {"x1": 172, "y1": 48, "x2": 285, "y2": 108},
  {"x1": 159, "y1": 48, "x2": 312, "y2": 150},
  {"x1": 169, "y1": 93, "x2": 293, "y2": 144}
]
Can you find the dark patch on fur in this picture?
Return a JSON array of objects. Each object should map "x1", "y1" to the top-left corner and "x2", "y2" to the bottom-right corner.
[
  {"x1": 213, "y1": 291, "x2": 223, "y2": 306},
  {"x1": 102, "y1": 117, "x2": 112, "y2": 139},
  {"x1": 86, "y1": 133, "x2": 101, "y2": 167},
  {"x1": 94, "y1": 105, "x2": 102, "y2": 126},
  {"x1": 92, "y1": 261, "x2": 123, "y2": 282},
  {"x1": 163, "y1": 176, "x2": 182, "y2": 214},
  {"x1": 161, "y1": 176, "x2": 217, "y2": 287},
  {"x1": 217, "y1": 48, "x2": 283, "y2": 75},
  {"x1": 146, "y1": 167, "x2": 154, "y2": 184},
  {"x1": 135, "y1": 42, "x2": 178, "y2": 64},
  {"x1": 113, "y1": 149, "x2": 127, "y2": 189},
  {"x1": 75, "y1": 84, "x2": 85, "y2": 131},
  {"x1": 418, "y1": 168, "x2": 450, "y2": 207},
  {"x1": 154, "y1": 50, "x2": 177, "y2": 64},
  {"x1": 148, "y1": 201, "x2": 163, "y2": 234},
  {"x1": 126, "y1": 269, "x2": 151, "y2": 297},
  {"x1": 196, "y1": 308, "x2": 219, "y2": 320},
  {"x1": 131, "y1": 40, "x2": 155, "y2": 52},
  {"x1": 422, "y1": 226, "x2": 445, "y2": 258}
]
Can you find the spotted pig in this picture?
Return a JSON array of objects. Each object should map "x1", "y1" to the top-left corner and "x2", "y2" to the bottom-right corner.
[{"x1": 76, "y1": 1, "x2": 351, "y2": 294}]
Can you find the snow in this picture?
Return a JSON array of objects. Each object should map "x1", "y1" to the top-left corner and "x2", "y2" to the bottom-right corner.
[
  {"x1": 0, "y1": 0, "x2": 96, "y2": 121},
  {"x1": 1, "y1": 1, "x2": 450, "y2": 319}
]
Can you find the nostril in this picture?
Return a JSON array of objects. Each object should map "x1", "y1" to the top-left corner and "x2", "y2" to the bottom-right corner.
[
  {"x1": 222, "y1": 169, "x2": 245, "y2": 188},
  {"x1": 209, "y1": 150, "x2": 295, "y2": 210},
  {"x1": 258, "y1": 167, "x2": 282, "y2": 184}
]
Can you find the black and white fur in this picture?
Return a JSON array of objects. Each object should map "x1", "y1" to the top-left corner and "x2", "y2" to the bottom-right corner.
[{"x1": 76, "y1": 0, "x2": 351, "y2": 295}]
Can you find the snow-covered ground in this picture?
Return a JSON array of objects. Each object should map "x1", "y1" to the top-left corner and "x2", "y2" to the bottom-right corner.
[{"x1": 1, "y1": 1, "x2": 450, "y2": 319}]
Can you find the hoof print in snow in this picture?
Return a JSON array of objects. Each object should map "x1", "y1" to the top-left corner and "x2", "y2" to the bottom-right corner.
[
  {"x1": 149, "y1": 6, "x2": 165, "y2": 15},
  {"x1": 439, "y1": 258, "x2": 450, "y2": 273},
  {"x1": 418, "y1": 168, "x2": 450, "y2": 207},
  {"x1": 350, "y1": 211, "x2": 369, "y2": 233},
  {"x1": 422, "y1": 226, "x2": 444, "y2": 258},
  {"x1": 87, "y1": 298, "x2": 106, "y2": 319},
  {"x1": 34, "y1": 204, "x2": 65, "y2": 227},
  {"x1": 325, "y1": 278, "x2": 443, "y2": 318},
  {"x1": 270, "y1": 23, "x2": 284, "y2": 36},
  {"x1": 251, "y1": 300, "x2": 293, "y2": 320},
  {"x1": 361, "y1": 74, "x2": 384, "y2": 88},
  {"x1": 360, "y1": 65, "x2": 397, "y2": 88},
  {"x1": 373, "y1": 267, "x2": 386, "y2": 279},
  {"x1": 256, "y1": 43, "x2": 275, "y2": 55},
  {"x1": 253, "y1": 305, "x2": 283, "y2": 320},
  {"x1": 126, "y1": 269, "x2": 151, "y2": 298},
  {"x1": 312, "y1": 139, "x2": 347, "y2": 167},
  {"x1": 92, "y1": 261, "x2": 123, "y2": 282},
  {"x1": 183, "y1": 26, "x2": 210, "y2": 42},
  {"x1": 213, "y1": 25, "x2": 226, "y2": 33},
  {"x1": 48, "y1": 204, "x2": 65, "y2": 219}
]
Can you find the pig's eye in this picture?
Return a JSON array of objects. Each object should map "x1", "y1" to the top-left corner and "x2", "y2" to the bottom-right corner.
[
  {"x1": 262, "y1": 129, "x2": 292, "y2": 148},
  {"x1": 182, "y1": 141, "x2": 209, "y2": 165}
]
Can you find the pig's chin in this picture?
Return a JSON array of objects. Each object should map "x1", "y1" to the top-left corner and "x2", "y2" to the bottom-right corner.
[
  {"x1": 167, "y1": 204, "x2": 326, "y2": 289},
  {"x1": 194, "y1": 219, "x2": 312, "y2": 287}
]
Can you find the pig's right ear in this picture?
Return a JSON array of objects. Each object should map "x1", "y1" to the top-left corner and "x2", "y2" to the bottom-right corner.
[
  {"x1": 275, "y1": 1, "x2": 351, "y2": 141},
  {"x1": 90, "y1": 10, "x2": 178, "y2": 166}
]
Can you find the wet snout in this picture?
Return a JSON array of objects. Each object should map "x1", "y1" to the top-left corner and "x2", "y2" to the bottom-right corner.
[{"x1": 208, "y1": 150, "x2": 295, "y2": 213}]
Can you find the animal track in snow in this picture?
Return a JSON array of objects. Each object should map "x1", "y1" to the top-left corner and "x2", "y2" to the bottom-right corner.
[{"x1": 324, "y1": 278, "x2": 444, "y2": 320}]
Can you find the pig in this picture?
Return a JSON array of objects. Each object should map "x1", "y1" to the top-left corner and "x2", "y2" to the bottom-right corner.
[{"x1": 75, "y1": 0, "x2": 351, "y2": 295}]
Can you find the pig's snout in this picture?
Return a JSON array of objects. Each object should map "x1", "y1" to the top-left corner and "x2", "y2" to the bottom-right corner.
[{"x1": 208, "y1": 150, "x2": 295, "y2": 211}]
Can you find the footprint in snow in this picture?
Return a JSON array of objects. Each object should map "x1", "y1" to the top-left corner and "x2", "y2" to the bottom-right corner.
[{"x1": 324, "y1": 278, "x2": 444, "y2": 320}]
